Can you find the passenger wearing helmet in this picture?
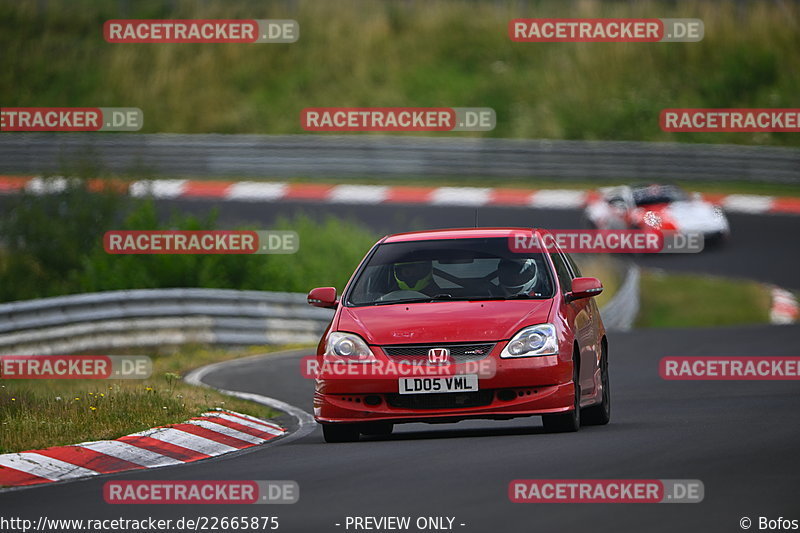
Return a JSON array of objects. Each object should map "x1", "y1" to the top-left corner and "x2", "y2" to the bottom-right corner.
[
  {"x1": 496, "y1": 258, "x2": 538, "y2": 297},
  {"x1": 393, "y1": 260, "x2": 440, "y2": 295}
]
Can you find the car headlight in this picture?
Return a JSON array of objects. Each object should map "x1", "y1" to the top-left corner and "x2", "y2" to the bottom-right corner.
[
  {"x1": 643, "y1": 211, "x2": 662, "y2": 229},
  {"x1": 500, "y1": 324, "x2": 559, "y2": 358},
  {"x1": 713, "y1": 206, "x2": 730, "y2": 230},
  {"x1": 325, "y1": 332, "x2": 376, "y2": 362}
]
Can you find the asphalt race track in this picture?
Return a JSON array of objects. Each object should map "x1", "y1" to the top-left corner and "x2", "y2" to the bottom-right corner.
[
  {"x1": 1, "y1": 198, "x2": 798, "y2": 533},
  {"x1": 1, "y1": 326, "x2": 799, "y2": 532}
]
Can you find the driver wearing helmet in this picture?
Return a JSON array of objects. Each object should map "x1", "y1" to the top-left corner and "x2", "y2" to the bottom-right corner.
[
  {"x1": 495, "y1": 258, "x2": 538, "y2": 297},
  {"x1": 393, "y1": 260, "x2": 440, "y2": 296}
]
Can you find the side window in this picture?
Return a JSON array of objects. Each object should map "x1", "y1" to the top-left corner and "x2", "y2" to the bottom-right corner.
[
  {"x1": 608, "y1": 196, "x2": 625, "y2": 209},
  {"x1": 564, "y1": 253, "x2": 582, "y2": 278},
  {"x1": 549, "y1": 252, "x2": 573, "y2": 293}
]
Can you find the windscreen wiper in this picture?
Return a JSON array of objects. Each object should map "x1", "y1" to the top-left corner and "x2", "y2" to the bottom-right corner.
[
  {"x1": 369, "y1": 293, "x2": 546, "y2": 306},
  {"x1": 431, "y1": 292, "x2": 547, "y2": 301},
  {"x1": 431, "y1": 294, "x2": 547, "y2": 302},
  {"x1": 370, "y1": 297, "x2": 433, "y2": 306},
  {"x1": 370, "y1": 294, "x2": 454, "y2": 306}
]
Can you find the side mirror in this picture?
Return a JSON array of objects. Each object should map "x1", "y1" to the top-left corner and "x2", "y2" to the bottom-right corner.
[
  {"x1": 566, "y1": 277, "x2": 603, "y2": 302},
  {"x1": 308, "y1": 287, "x2": 338, "y2": 309}
]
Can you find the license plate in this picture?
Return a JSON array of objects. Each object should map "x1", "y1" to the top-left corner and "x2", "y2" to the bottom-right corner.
[{"x1": 398, "y1": 375, "x2": 479, "y2": 395}]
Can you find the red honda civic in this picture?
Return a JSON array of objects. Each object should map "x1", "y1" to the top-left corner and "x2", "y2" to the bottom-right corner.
[{"x1": 307, "y1": 228, "x2": 610, "y2": 442}]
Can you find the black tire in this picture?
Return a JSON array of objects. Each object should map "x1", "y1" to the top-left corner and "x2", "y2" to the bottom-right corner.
[
  {"x1": 582, "y1": 341, "x2": 611, "y2": 426},
  {"x1": 359, "y1": 422, "x2": 394, "y2": 437},
  {"x1": 322, "y1": 423, "x2": 360, "y2": 443},
  {"x1": 542, "y1": 349, "x2": 581, "y2": 433}
]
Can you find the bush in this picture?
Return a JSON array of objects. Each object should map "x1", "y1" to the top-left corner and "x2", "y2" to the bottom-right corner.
[
  {"x1": 0, "y1": 178, "x2": 378, "y2": 301},
  {"x1": 0, "y1": 178, "x2": 127, "y2": 301}
]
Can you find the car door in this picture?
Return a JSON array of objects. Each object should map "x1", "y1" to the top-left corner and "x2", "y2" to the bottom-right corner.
[
  {"x1": 550, "y1": 250, "x2": 596, "y2": 401},
  {"x1": 564, "y1": 252, "x2": 605, "y2": 392}
]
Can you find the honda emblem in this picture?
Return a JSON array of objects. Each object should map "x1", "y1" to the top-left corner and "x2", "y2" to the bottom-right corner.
[{"x1": 428, "y1": 348, "x2": 450, "y2": 364}]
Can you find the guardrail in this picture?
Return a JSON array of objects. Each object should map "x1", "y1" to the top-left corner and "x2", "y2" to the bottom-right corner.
[
  {"x1": 599, "y1": 263, "x2": 640, "y2": 332},
  {"x1": 1, "y1": 134, "x2": 798, "y2": 183},
  {"x1": 0, "y1": 269, "x2": 639, "y2": 354},
  {"x1": 0, "y1": 289, "x2": 334, "y2": 355}
]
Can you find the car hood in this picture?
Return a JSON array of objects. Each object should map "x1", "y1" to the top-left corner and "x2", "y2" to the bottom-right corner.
[
  {"x1": 663, "y1": 201, "x2": 728, "y2": 232},
  {"x1": 638, "y1": 200, "x2": 727, "y2": 231},
  {"x1": 336, "y1": 299, "x2": 554, "y2": 345}
]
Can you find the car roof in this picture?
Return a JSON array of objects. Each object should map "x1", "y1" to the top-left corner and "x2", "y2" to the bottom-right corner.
[
  {"x1": 382, "y1": 227, "x2": 539, "y2": 243},
  {"x1": 631, "y1": 183, "x2": 683, "y2": 193}
]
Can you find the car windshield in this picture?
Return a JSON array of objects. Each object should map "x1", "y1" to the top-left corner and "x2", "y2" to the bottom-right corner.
[
  {"x1": 632, "y1": 185, "x2": 688, "y2": 206},
  {"x1": 345, "y1": 237, "x2": 555, "y2": 306}
]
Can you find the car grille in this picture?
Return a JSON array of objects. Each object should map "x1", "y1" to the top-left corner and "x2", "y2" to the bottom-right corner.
[
  {"x1": 381, "y1": 343, "x2": 495, "y2": 364},
  {"x1": 386, "y1": 390, "x2": 495, "y2": 410}
]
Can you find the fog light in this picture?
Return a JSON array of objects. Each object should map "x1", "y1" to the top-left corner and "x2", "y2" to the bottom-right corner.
[
  {"x1": 497, "y1": 389, "x2": 516, "y2": 402},
  {"x1": 364, "y1": 395, "x2": 382, "y2": 406}
]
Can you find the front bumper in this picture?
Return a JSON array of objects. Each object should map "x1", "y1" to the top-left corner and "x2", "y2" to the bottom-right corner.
[{"x1": 313, "y1": 353, "x2": 575, "y2": 424}]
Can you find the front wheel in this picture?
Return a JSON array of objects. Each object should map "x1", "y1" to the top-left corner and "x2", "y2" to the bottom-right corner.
[
  {"x1": 322, "y1": 423, "x2": 360, "y2": 443},
  {"x1": 582, "y1": 342, "x2": 611, "y2": 426}
]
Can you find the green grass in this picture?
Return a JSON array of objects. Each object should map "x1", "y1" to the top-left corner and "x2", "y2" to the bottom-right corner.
[
  {"x1": 636, "y1": 269, "x2": 772, "y2": 328},
  {"x1": 1, "y1": 0, "x2": 798, "y2": 146},
  {"x1": 0, "y1": 344, "x2": 305, "y2": 454}
]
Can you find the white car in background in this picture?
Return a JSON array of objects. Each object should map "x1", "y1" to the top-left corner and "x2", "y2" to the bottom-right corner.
[{"x1": 584, "y1": 184, "x2": 730, "y2": 245}]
